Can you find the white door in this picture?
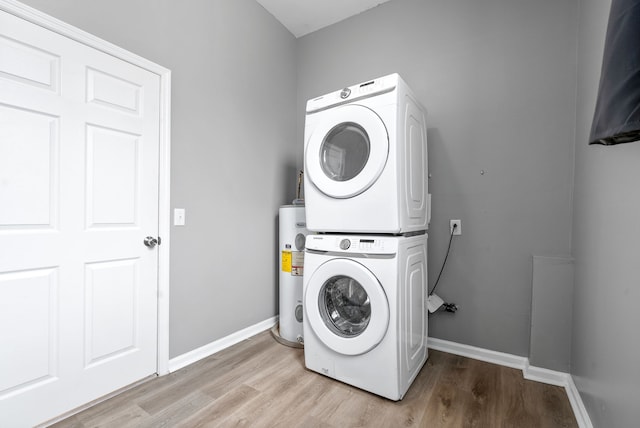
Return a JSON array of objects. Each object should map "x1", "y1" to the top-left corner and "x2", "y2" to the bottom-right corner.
[
  {"x1": 0, "y1": 9, "x2": 160, "y2": 426},
  {"x1": 304, "y1": 105, "x2": 389, "y2": 198}
]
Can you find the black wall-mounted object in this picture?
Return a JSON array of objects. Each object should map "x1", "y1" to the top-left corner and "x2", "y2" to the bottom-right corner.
[{"x1": 589, "y1": 0, "x2": 640, "y2": 145}]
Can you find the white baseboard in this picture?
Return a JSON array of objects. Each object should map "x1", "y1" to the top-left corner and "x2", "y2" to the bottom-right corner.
[
  {"x1": 168, "y1": 316, "x2": 278, "y2": 373},
  {"x1": 428, "y1": 337, "x2": 527, "y2": 370},
  {"x1": 522, "y1": 360, "x2": 569, "y2": 387},
  {"x1": 565, "y1": 375, "x2": 594, "y2": 428},
  {"x1": 427, "y1": 337, "x2": 592, "y2": 428}
]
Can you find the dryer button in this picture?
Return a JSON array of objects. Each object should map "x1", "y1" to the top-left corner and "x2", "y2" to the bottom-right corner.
[{"x1": 339, "y1": 239, "x2": 351, "y2": 250}]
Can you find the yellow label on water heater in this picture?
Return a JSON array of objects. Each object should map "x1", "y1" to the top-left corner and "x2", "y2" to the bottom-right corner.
[{"x1": 281, "y1": 250, "x2": 292, "y2": 273}]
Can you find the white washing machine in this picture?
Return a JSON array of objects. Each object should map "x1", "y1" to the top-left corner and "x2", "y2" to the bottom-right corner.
[
  {"x1": 303, "y1": 233, "x2": 428, "y2": 401},
  {"x1": 303, "y1": 73, "x2": 429, "y2": 234}
]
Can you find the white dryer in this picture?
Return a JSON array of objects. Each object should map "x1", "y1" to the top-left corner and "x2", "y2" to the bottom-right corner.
[
  {"x1": 303, "y1": 73, "x2": 429, "y2": 234},
  {"x1": 303, "y1": 233, "x2": 428, "y2": 401}
]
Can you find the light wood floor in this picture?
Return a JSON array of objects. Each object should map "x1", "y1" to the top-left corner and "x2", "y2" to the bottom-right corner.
[{"x1": 51, "y1": 330, "x2": 577, "y2": 428}]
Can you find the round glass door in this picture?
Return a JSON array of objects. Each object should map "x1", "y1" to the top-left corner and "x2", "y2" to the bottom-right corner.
[
  {"x1": 304, "y1": 258, "x2": 389, "y2": 356},
  {"x1": 305, "y1": 105, "x2": 388, "y2": 199},
  {"x1": 320, "y1": 123, "x2": 370, "y2": 182},
  {"x1": 320, "y1": 275, "x2": 371, "y2": 337}
]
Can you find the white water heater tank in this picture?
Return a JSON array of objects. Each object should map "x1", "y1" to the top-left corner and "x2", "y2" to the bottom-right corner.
[{"x1": 278, "y1": 205, "x2": 308, "y2": 344}]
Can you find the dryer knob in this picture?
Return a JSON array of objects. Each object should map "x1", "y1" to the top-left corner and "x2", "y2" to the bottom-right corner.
[
  {"x1": 339, "y1": 239, "x2": 351, "y2": 250},
  {"x1": 340, "y1": 88, "x2": 351, "y2": 99}
]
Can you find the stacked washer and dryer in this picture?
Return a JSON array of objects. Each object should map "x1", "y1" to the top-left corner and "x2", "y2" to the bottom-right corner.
[{"x1": 302, "y1": 73, "x2": 430, "y2": 401}]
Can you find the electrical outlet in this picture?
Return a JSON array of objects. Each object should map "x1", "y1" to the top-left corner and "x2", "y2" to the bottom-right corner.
[{"x1": 450, "y1": 219, "x2": 461, "y2": 235}]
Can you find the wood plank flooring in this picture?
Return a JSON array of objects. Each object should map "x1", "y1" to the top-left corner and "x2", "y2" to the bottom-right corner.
[{"x1": 50, "y1": 330, "x2": 578, "y2": 428}]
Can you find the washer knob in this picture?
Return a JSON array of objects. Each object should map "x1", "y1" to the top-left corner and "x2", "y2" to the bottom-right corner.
[
  {"x1": 339, "y1": 239, "x2": 351, "y2": 250},
  {"x1": 340, "y1": 88, "x2": 351, "y2": 99}
]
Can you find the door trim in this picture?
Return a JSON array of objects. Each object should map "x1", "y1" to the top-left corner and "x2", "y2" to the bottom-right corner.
[{"x1": 0, "y1": 0, "x2": 172, "y2": 375}]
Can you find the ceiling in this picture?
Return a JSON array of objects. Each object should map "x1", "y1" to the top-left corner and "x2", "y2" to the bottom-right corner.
[{"x1": 255, "y1": 0, "x2": 394, "y2": 38}]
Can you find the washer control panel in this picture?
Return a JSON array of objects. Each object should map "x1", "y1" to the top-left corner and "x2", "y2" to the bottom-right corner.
[
  {"x1": 356, "y1": 238, "x2": 380, "y2": 251},
  {"x1": 305, "y1": 235, "x2": 398, "y2": 255},
  {"x1": 345, "y1": 237, "x2": 387, "y2": 253}
]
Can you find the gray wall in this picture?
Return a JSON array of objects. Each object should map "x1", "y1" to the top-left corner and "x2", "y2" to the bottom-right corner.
[
  {"x1": 572, "y1": 0, "x2": 640, "y2": 425},
  {"x1": 19, "y1": 0, "x2": 298, "y2": 357},
  {"x1": 530, "y1": 256, "x2": 574, "y2": 372},
  {"x1": 296, "y1": 0, "x2": 578, "y2": 357}
]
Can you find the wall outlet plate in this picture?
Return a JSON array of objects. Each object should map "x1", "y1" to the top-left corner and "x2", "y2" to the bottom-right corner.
[{"x1": 450, "y1": 219, "x2": 461, "y2": 235}]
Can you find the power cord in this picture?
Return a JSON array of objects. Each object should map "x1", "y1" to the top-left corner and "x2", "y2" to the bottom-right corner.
[{"x1": 428, "y1": 222, "x2": 457, "y2": 296}]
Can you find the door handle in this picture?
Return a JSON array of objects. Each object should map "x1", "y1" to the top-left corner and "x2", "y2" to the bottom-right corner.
[{"x1": 144, "y1": 236, "x2": 159, "y2": 248}]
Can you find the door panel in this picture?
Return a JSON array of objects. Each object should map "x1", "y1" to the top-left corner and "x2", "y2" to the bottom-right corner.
[
  {"x1": 0, "y1": 33, "x2": 60, "y2": 92},
  {"x1": 0, "y1": 104, "x2": 58, "y2": 228},
  {"x1": 84, "y1": 259, "x2": 139, "y2": 367},
  {"x1": 86, "y1": 67, "x2": 142, "y2": 115},
  {"x1": 86, "y1": 125, "x2": 140, "y2": 227},
  {"x1": 0, "y1": 268, "x2": 57, "y2": 395},
  {"x1": 0, "y1": 9, "x2": 160, "y2": 426}
]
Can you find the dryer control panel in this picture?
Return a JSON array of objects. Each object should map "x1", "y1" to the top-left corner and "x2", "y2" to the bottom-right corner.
[{"x1": 306, "y1": 73, "x2": 400, "y2": 113}]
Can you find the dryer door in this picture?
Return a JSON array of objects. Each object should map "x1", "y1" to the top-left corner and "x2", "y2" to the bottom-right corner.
[
  {"x1": 304, "y1": 258, "x2": 390, "y2": 356},
  {"x1": 305, "y1": 105, "x2": 389, "y2": 199}
]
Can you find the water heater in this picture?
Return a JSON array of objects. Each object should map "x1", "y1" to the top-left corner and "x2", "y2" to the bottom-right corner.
[{"x1": 278, "y1": 205, "x2": 308, "y2": 345}]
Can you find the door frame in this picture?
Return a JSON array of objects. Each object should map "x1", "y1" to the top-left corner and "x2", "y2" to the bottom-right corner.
[{"x1": 0, "y1": 0, "x2": 172, "y2": 375}]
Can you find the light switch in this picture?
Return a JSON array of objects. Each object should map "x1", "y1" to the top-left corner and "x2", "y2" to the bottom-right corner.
[{"x1": 174, "y1": 208, "x2": 186, "y2": 226}]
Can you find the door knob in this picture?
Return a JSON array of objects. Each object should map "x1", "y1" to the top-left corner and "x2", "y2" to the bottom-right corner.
[{"x1": 144, "y1": 236, "x2": 159, "y2": 248}]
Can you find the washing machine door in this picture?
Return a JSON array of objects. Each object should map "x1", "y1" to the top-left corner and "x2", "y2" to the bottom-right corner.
[
  {"x1": 305, "y1": 258, "x2": 390, "y2": 356},
  {"x1": 305, "y1": 104, "x2": 389, "y2": 199}
]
